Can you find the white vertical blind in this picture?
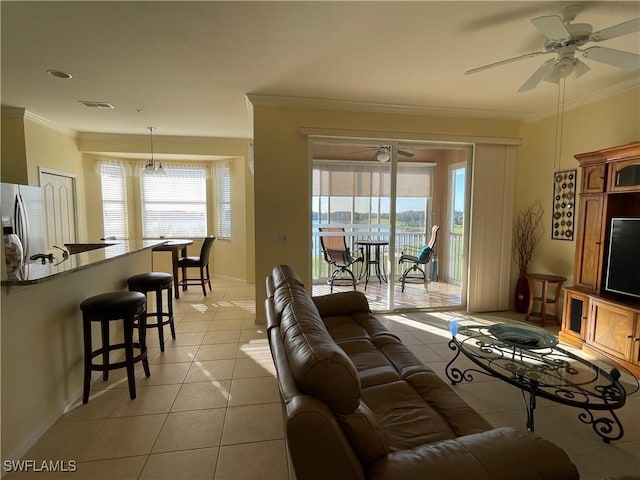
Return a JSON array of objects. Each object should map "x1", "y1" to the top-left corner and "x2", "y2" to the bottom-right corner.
[
  {"x1": 215, "y1": 161, "x2": 231, "y2": 240},
  {"x1": 140, "y1": 166, "x2": 207, "y2": 238},
  {"x1": 100, "y1": 163, "x2": 129, "y2": 239},
  {"x1": 467, "y1": 144, "x2": 516, "y2": 312}
]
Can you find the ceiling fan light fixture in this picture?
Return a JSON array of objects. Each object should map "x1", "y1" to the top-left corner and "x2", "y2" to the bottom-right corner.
[
  {"x1": 468, "y1": 8, "x2": 640, "y2": 92},
  {"x1": 376, "y1": 147, "x2": 390, "y2": 162}
]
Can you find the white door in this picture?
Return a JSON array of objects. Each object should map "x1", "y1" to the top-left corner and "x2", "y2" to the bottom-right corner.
[{"x1": 39, "y1": 171, "x2": 77, "y2": 249}]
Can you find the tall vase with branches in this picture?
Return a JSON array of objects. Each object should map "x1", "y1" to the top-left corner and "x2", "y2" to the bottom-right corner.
[{"x1": 512, "y1": 201, "x2": 544, "y2": 312}]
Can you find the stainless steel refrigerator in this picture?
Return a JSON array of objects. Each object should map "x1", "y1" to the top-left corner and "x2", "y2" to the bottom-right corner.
[{"x1": 1, "y1": 182, "x2": 47, "y2": 264}]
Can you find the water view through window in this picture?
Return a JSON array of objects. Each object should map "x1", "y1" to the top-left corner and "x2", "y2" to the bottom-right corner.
[{"x1": 312, "y1": 160, "x2": 434, "y2": 282}]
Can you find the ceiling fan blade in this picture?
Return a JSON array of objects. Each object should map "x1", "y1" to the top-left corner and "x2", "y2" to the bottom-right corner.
[
  {"x1": 347, "y1": 148, "x2": 377, "y2": 155},
  {"x1": 398, "y1": 149, "x2": 415, "y2": 158},
  {"x1": 590, "y1": 18, "x2": 640, "y2": 41},
  {"x1": 466, "y1": 51, "x2": 549, "y2": 74},
  {"x1": 583, "y1": 46, "x2": 640, "y2": 70},
  {"x1": 573, "y1": 59, "x2": 590, "y2": 79},
  {"x1": 518, "y1": 59, "x2": 557, "y2": 92},
  {"x1": 530, "y1": 15, "x2": 571, "y2": 40}
]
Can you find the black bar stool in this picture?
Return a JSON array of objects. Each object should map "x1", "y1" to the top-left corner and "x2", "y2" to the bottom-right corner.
[
  {"x1": 81, "y1": 291, "x2": 150, "y2": 403},
  {"x1": 127, "y1": 272, "x2": 176, "y2": 352}
]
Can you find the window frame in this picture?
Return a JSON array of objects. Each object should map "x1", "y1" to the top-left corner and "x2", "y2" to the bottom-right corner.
[
  {"x1": 215, "y1": 161, "x2": 232, "y2": 240},
  {"x1": 139, "y1": 165, "x2": 208, "y2": 238},
  {"x1": 100, "y1": 162, "x2": 129, "y2": 239}
]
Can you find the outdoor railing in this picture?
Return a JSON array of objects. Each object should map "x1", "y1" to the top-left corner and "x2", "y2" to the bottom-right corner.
[
  {"x1": 314, "y1": 226, "x2": 466, "y2": 285},
  {"x1": 449, "y1": 231, "x2": 463, "y2": 285},
  {"x1": 313, "y1": 225, "x2": 426, "y2": 283}
]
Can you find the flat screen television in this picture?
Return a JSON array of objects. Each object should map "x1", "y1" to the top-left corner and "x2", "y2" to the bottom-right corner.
[{"x1": 605, "y1": 217, "x2": 640, "y2": 300}]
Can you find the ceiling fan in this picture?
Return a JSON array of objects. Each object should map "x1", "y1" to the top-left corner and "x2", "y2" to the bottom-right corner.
[
  {"x1": 466, "y1": 6, "x2": 640, "y2": 92},
  {"x1": 348, "y1": 145, "x2": 415, "y2": 162}
]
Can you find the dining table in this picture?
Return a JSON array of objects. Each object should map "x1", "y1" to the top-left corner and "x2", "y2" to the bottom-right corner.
[{"x1": 152, "y1": 239, "x2": 194, "y2": 299}]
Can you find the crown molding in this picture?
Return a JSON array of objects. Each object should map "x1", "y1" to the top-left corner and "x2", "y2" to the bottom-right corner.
[
  {"x1": 23, "y1": 110, "x2": 78, "y2": 137},
  {"x1": 247, "y1": 94, "x2": 530, "y2": 121},
  {"x1": 524, "y1": 78, "x2": 640, "y2": 122},
  {"x1": 77, "y1": 132, "x2": 251, "y2": 145},
  {"x1": 249, "y1": 81, "x2": 640, "y2": 124},
  {"x1": 300, "y1": 127, "x2": 521, "y2": 146}
]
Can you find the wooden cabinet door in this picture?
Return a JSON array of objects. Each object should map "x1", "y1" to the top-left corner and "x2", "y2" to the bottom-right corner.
[
  {"x1": 630, "y1": 319, "x2": 640, "y2": 367},
  {"x1": 588, "y1": 299, "x2": 635, "y2": 361},
  {"x1": 561, "y1": 289, "x2": 588, "y2": 344},
  {"x1": 581, "y1": 164, "x2": 606, "y2": 193},
  {"x1": 607, "y1": 158, "x2": 640, "y2": 193},
  {"x1": 573, "y1": 195, "x2": 604, "y2": 291}
]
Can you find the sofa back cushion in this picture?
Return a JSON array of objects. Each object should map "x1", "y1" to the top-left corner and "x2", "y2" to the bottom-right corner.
[
  {"x1": 271, "y1": 264, "x2": 305, "y2": 291},
  {"x1": 273, "y1": 267, "x2": 361, "y2": 414},
  {"x1": 271, "y1": 265, "x2": 308, "y2": 320}
]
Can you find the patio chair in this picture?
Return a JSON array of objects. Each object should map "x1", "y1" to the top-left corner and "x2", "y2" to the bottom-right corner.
[
  {"x1": 398, "y1": 225, "x2": 440, "y2": 293},
  {"x1": 319, "y1": 227, "x2": 363, "y2": 293}
]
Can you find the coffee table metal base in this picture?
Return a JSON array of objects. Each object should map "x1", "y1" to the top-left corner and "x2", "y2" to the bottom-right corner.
[{"x1": 445, "y1": 329, "x2": 633, "y2": 443}]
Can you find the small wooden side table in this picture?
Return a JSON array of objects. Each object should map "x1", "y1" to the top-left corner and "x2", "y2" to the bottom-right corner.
[{"x1": 525, "y1": 273, "x2": 567, "y2": 327}]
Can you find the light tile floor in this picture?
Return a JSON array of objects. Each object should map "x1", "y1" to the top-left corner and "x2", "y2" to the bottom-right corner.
[{"x1": 4, "y1": 277, "x2": 639, "y2": 479}]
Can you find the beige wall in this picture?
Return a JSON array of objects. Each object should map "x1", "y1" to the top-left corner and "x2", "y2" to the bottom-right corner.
[
  {"x1": 24, "y1": 118, "x2": 88, "y2": 240},
  {"x1": 0, "y1": 117, "x2": 254, "y2": 281},
  {"x1": 252, "y1": 106, "x2": 522, "y2": 321},
  {"x1": 82, "y1": 153, "x2": 251, "y2": 281},
  {"x1": 5, "y1": 87, "x2": 638, "y2": 312},
  {"x1": 252, "y1": 90, "x2": 639, "y2": 320},
  {"x1": 78, "y1": 133, "x2": 253, "y2": 280},
  {"x1": 516, "y1": 87, "x2": 640, "y2": 287},
  {"x1": 0, "y1": 108, "x2": 28, "y2": 184}
]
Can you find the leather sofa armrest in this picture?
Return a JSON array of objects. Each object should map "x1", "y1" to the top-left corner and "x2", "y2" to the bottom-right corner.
[
  {"x1": 312, "y1": 290, "x2": 371, "y2": 317},
  {"x1": 286, "y1": 395, "x2": 365, "y2": 480},
  {"x1": 366, "y1": 427, "x2": 579, "y2": 480}
]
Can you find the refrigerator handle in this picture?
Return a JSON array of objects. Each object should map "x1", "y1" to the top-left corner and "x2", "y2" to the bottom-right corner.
[{"x1": 14, "y1": 193, "x2": 30, "y2": 262}]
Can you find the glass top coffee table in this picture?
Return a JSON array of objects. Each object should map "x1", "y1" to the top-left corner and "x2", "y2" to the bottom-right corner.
[{"x1": 445, "y1": 316, "x2": 639, "y2": 443}]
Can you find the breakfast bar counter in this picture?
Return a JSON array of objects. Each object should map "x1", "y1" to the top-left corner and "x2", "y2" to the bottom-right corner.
[
  {"x1": 1, "y1": 240, "x2": 165, "y2": 286},
  {"x1": 0, "y1": 239, "x2": 166, "y2": 462}
]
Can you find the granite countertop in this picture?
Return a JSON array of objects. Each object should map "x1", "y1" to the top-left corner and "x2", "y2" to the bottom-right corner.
[{"x1": 1, "y1": 240, "x2": 165, "y2": 286}]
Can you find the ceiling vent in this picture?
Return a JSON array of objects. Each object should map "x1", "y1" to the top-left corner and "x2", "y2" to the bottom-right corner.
[{"x1": 79, "y1": 101, "x2": 114, "y2": 109}]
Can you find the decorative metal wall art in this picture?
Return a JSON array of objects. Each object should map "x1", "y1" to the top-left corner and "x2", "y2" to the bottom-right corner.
[{"x1": 551, "y1": 169, "x2": 577, "y2": 241}]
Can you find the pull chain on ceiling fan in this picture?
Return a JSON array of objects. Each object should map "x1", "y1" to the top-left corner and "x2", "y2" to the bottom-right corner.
[{"x1": 466, "y1": 6, "x2": 640, "y2": 92}]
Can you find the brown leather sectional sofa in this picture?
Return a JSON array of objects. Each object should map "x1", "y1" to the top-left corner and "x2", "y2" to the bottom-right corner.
[{"x1": 265, "y1": 265, "x2": 579, "y2": 480}]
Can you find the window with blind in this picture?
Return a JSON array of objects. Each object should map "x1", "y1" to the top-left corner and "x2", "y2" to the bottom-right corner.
[
  {"x1": 215, "y1": 162, "x2": 231, "y2": 240},
  {"x1": 312, "y1": 160, "x2": 433, "y2": 232},
  {"x1": 100, "y1": 163, "x2": 129, "y2": 239},
  {"x1": 140, "y1": 166, "x2": 207, "y2": 238}
]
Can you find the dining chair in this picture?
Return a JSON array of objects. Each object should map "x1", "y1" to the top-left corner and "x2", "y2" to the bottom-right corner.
[{"x1": 177, "y1": 235, "x2": 216, "y2": 296}]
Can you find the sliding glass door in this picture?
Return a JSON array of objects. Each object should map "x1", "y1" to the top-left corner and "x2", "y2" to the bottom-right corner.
[
  {"x1": 393, "y1": 145, "x2": 435, "y2": 309},
  {"x1": 311, "y1": 139, "x2": 469, "y2": 312},
  {"x1": 312, "y1": 142, "x2": 391, "y2": 308}
]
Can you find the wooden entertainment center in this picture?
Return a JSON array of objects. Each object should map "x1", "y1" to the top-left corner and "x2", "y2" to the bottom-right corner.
[{"x1": 560, "y1": 141, "x2": 640, "y2": 377}]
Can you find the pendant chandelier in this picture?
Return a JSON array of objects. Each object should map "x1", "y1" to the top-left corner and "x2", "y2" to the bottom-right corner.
[{"x1": 143, "y1": 126, "x2": 165, "y2": 175}]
